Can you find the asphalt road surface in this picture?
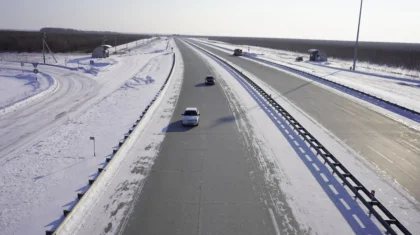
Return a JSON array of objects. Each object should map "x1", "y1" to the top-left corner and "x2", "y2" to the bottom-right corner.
[
  {"x1": 194, "y1": 41, "x2": 420, "y2": 202},
  {"x1": 121, "y1": 40, "x2": 303, "y2": 234}
]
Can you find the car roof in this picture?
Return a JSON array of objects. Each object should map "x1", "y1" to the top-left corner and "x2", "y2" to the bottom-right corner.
[
  {"x1": 185, "y1": 107, "x2": 198, "y2": 111},
  {"x1": 206, "y1": 75, "x2": 214, "y2": 77}
]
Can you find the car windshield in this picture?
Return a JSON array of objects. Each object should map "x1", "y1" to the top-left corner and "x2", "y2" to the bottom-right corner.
[
  {"x1": 206, "y1": 77, "x2": 214, "y2": 80},
  {"x1": 184, "y1": 110, "x2": 198, "y2": 116}
]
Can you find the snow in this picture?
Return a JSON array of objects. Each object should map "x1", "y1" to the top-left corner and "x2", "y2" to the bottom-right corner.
[
  {"x1": 0, "y1": 37, "x2": 158, "y2": 67},
  {"x1": 0, "y1": 67, "x2": 55, "y2": 111},
  {"x1": 55, "y1": 39, "x2": 183, "y2": 235},
  {"x1": 0, "y1": 38, "x2": 173, "y2": 235},
  {"x1": 193, "y1": 38, "x2": 420, "y2": 80},
  {"x1": 0, "y1": 37, "x2": 164, "y2": 117},
  {"x1": 186, "y1": 41, "x2": 420, "y2": 234},
  {"x1": 191, "y1": 38, "x2": 420, "y2": 130}
]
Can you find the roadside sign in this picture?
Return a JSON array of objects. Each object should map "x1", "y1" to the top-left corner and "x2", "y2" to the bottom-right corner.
[
  {"x1": 21, "y1": 62, "x2": 24, "y2": 67},
  {"x1": 33, "y1": 69, "x2": 39, "y2": 74},
  {"x1": 32, "y1": 62, "x2": 38, "y2": 68}
]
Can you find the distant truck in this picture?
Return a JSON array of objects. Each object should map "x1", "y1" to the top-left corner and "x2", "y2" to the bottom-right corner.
[
  {"x1": 233, "y1": 49, "x2": 243, "y2": 56},
  {"x1": 308, "y1": 49, "x2": 327, "y2": 62}
]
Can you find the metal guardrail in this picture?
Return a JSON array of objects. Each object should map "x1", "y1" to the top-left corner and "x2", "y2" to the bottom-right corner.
[
  {"x1": 195, "y1": 40, "x2": 420, "y2": 123},
  {"x1": 46, "y1": 52, "x2": 176, "y2": 235},
  {"x1": 186, "y1": 40, "x2": 412, "y2": 235}
]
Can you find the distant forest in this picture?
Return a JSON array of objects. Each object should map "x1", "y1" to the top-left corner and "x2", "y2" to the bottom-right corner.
[
  {"x1": 206, "y1": 36, "x2": 420, "y2": 70},
  {"x1": 0, "y1": 28, "x2": 150, "y2": 53}
]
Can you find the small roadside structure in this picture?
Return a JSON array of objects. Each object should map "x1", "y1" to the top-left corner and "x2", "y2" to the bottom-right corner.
[
  {"x1": 308, "y1": 49, "x2": 327, "y2": 62},
  {"x1": 92, "y1": 45, "x2": 112, "y2": 58},
  {"x1": 295, "y1": 56, "x2": 303, "y2": 62}
]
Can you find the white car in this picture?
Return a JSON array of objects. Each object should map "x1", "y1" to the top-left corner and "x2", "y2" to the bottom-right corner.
[{"x1": 182, "y1": 107, "x2": 200, "y2": 126}]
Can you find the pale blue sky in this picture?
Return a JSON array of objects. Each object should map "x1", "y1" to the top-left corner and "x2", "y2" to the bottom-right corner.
[{"x1": 0, "y1": 0, "x2": 419, "y2": 43}]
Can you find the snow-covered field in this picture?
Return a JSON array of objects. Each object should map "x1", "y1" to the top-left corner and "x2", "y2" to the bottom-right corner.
[
  {"x1": 0, "y1": 38, "x2": 173, "y2": 235},
  {"x1": 192, "y1": 38, "x2": 420, "y2": 115},
  {"x1": 56, "y1": 40, "x2": 183, "y2": 235},
  {"x1": 0, "y1": 67, "x2": 54, "y2": 109},
  {"x1": 187, "y1": 41, "x2": 420, "y2": 234},
  {"x1": 0, "y1": 37, "x2": 159, "y2": 66},
  {"x1": 2, "y1": 34, "x2": 419, "y2": 235}
]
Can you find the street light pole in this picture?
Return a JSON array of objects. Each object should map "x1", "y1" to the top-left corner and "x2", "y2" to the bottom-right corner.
[
  {"x1": 90, "y1": 136, "x2": 96, "y2": 157},
  {"x1": 352, "y1": 0, "x2": 364, "y2": 71}
]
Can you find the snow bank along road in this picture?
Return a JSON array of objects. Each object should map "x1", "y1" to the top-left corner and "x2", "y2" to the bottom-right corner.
[
  {"x1": 61, "y1": 38, "x2": 420, "y2": 235},
  {"x1": 0, "y1": 67, "x2": 54, "y2": 110},
  {"x1": 92, "y1": 38, "x2": 419, "y2": 235},
  {"x1": 0, "y1": 66, "x2": 97, "y2": 158},
  {"x1": 0, "y1": 38, "x2": 173, "y2": 234},
  {"x1": 119, "y1": 38, "x2": 297, "y2": 235},
  {"x1": 194, "y1": 38, "x2": 420, "y2": 115},
  {"x1": 190, "y1": 40, "x2": 420, "y2": 203},
  {"x1": 186, "y1": 40, "x2": 419, "y2": 234},
  {"x1": 55, "y1": 39, "x2": 183, "y2": 235}
]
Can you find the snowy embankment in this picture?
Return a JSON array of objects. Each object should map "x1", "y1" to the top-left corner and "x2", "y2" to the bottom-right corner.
[
  {"x1": 55, "y1": 40, "x2": 183, "y2": 235},
  {"x1": 0, "y1": 37, "x2": 161, "y2": 116},
  {"x1": 0, "y1": 66, "x2": 56, "y2": 115},
  {"x1": 191, "y1": 38, "x2": 420, "y2": 120},
  {"x1": 0, "y1": 38, "x2": 173, "y2": 235},
  {"x1": 186, "y1": 41, "x2": 420, "y2": 234}
]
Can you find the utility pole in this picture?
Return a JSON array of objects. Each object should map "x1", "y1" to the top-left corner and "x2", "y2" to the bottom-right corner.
[
  {"x1": 41, "y1": 34, "x2": 57, "y2": 64},
  {"x1": 352, "y1": 0, "x2": 363, "y2": 71},
  {"x1": 42, "y1": 32, "x2": 46, "y2": 64},
  {"x1": 115, "y1": 36, "x2": 117, "y2": 53}
]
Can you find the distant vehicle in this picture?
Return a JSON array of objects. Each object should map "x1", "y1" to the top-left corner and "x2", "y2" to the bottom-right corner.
[
  {"x1": 182, "y1": 107, "x2": 200, "y2": 126},
  {"x1": 308, "y1": 49, "x2": 328, "y2": 62},
  {"x1": 295, "y1": 56, "x2": 303, "y2": 62},
  {"x1": 205, "y1": 75, "x2": 215, "y2": 85},
  {"x1": 233, "y1": 49, "x2": 243, "y2": 56}
]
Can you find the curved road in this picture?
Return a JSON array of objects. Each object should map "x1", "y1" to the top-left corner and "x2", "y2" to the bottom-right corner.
[
  {"x1": 121, "y1": 39, "x2": 303, "y2": 234},
  {"x1": 193, "y1": 41, "x2": 420, "y2": 202},
  {"x1": 0, "y1": 66, "x2": 98, "y2": 160}
]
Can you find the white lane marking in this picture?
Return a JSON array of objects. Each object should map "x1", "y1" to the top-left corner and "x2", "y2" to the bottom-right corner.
[
  {"x1": 268, "y1": 208, "x2": 281, "y2": 235},
  {"x1": 340, "y1": 198, "x2": 351, "y2": 210},
  {"x1": 312, "y1": 163, "x2": 320, "y2": 171},
  {"x1": 320, "y1": 173, "x2": 329, "y2": 182},
  {"x1": 335, "y1": 105, "x2": 356, "y2": 116},
  {"x1": 402, "y1": 140, "x2": 420, "y2": 153},
  {"x1": 367, "y1": 145, "x2": 394, "y2": 164},
  {"x1": 352, "y1": 214, "x2": 366, "y2": 229},
  {"x1": 329, "y1": 184, "x2": 339, "y2": 195}
]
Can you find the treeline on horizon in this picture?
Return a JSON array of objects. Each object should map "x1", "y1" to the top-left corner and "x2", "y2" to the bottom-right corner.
[
  {"x1": 0, "y1": 28, "x2": 151, "y2": 53},
  {"x1": 207, "y1": 36, "x2": 420, "y2": 71}
]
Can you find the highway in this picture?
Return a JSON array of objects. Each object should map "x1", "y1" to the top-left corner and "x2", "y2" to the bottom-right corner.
[
  {"x1": 193, "y1": 41, "x2": 420, "y2": 202},
  {"x1": 121, "y1": 39, "x2": 303, "y2": 234}
]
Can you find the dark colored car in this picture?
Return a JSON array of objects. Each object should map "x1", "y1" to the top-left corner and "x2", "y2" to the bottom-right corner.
[
  {"x1": 233, "y1": 49, "x2": 243, "y2": 56},
  {"x1": 205, "y1": 76, "x2": 215, "y2": 85}
]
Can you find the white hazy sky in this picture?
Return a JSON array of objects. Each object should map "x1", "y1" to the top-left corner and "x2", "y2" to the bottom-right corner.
[{"x1": 1, "y1": 0, "x2": 419, "y2": 43}]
